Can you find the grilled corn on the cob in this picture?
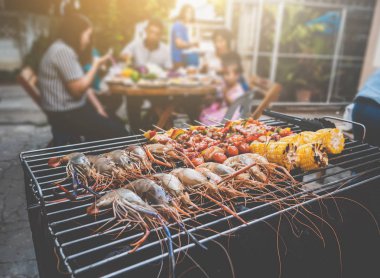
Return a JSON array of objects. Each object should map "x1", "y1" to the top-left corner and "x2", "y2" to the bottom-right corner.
[
  {"x1": 296, "y1": 143, "x2": 328, "y2": 171},
  {"x1": 250, "y1": 141, "x2": 298, "y2": 171},
  {"x1": 316, "y1": 128, "x2": 345, "y2": 154},
  {"x1": 281, "y1": 128, "x2": 344, "y2": 155}
]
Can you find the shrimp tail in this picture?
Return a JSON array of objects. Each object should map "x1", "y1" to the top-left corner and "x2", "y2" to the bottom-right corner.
[{"x1": 180, "y1": 193, "x2": 200, "y2": 210}]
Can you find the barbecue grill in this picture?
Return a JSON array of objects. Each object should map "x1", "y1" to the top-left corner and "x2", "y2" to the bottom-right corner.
[{"x1": 20, "y1": 113, "x2": 380, "y2": 278}]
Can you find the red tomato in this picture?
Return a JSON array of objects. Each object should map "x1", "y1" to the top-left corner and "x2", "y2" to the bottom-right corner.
[
  {"x1": 212, "y1": 152, "x2": 227, "y2": 163},
  {"x1": 226, "y1": 146, "x2": 239, "y2": 157},
  {"x1": 246, "y1": 134, "x2": 259, "y2": 143},
  {"x1": 232, "y1": 141, "x2": 241, "y2": 147},
  {"x1": 191, "y1": 157, "x2": 204, "y2": 167},
  {"x1": 238, "y1": 143, "x2": 250, "y2": 153},
  {"x1": 197, "y1": 141, "x2": 208, "y2": 152}
]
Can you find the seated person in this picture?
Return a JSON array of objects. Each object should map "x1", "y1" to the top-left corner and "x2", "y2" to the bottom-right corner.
[
  {"x1": 201, "y1": 29, "x2": 232, "y2": 75},
  {"x1": 38, "y1": 13, "x2": 128, "y2": 145},
  {"x1": 171, "y1": 4, "x2": 199, "y2": 68},
  {"x1": 199, "y1": 52, "x2": 245, "y2": 125},
  {"x1": 120, "y1": 18, "x2": 171, "y2": 69},
  {"x1": 120, "y1": 18, "x2": 171, "y2": 133},
  {"x1": 352, "y1": 69, "x2": 380, "y2": 146}
]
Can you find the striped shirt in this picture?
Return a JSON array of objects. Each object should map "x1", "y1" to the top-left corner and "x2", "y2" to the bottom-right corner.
[{"x1": 38, "y1": 40, "x2": 86, "y2": 112}]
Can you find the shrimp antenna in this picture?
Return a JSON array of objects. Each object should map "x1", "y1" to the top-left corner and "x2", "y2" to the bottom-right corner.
[
  {"x1": 178, "y1": 223, "x2": 208, "y2": 251},
  {"x1": 135, "y1": 207, "x2": 176, "y2": 278},
  {"x1": 162, "y1": 223, "x2": 176, "y2": 278}
]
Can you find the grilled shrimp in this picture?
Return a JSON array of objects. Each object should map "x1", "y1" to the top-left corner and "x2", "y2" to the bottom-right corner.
[
  {"x1": 144, "y1": 143, "x2": 194, "y2": 168},
  {"x1": 196, "y1": 167, "x2": 247, "y2": 199},
  {"x1": 105, "y1": 150, "x2": 136, "y2": 172},
  {"x1": 171, "y1": 168, "x2": 218, "y2": 193},
  {"x1": 87, "y1": 156, "x2": 122, "y2": 186},
  {"x1": 171, "y1": 168, "x2": 246, "y2": 224},
  {"x1": 152, "y1": 173, "x2": 199, "y2": 211},
  {"x1": 48, "y1": 152, "x2": 100, "y2": 199},
  {"x1": 125, "y1": 145, "x2": 153, "y2": 172},
  {"x1": 124, "y1": 178, "x2": 206, "y2": 250},
  {"x1": 224, "y1": 153, "x2": 268, "y2": 182},
  {"x1": 86, "y1": 188, "x2": 176, "y2": 276},
  {"x1": 198, "y1": 162, "x2": 250, "y2": 180}
]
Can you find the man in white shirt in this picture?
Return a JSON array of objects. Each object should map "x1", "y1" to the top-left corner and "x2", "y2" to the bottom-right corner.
[
  {"x1": 120, "y1": 18, "x2": 172, "y2": 69},
  {"x1": 121, "y1": 18, "x2": 171, "y2": 132}
]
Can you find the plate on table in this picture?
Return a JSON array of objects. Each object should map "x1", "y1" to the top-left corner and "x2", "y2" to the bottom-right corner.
[
  {"x1": 168, "y1": 78, "x2": 200, "y2": 87},
  {"x1": 106, "y1": 76, "x2": 130, "y2": 85},
  {"x1": 137, "y1": 79, "x2": 168, "y2": 89}
]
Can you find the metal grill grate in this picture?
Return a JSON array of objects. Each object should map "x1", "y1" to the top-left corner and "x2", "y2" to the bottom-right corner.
[{"x1": 20, "y1": 116, "x2": 380, "y2": 277}]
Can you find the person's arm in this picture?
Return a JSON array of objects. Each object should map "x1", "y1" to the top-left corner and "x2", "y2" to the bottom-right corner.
[
  {"x1": 86, "y1": 89, "x2": 108, "y2": 118},
  {"x1": 119, "y1": 41, "x2": 135, "y2": 62},
  {"x1": 173, "y1": 23, "x2": 198, "y2": 50},
  {"x1": 175, "y1": 37, "x2": 198, "y2": 49},
  {"x1": 66, "y1": 54, "x2": 110, "y2": 99}
]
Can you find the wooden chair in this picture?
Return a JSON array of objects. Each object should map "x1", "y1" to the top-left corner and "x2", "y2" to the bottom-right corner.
[
  {"x1": 223, "y1": 75, "x2": 282, "y2": 122},
  {"x1": 248, "y1": 74, "x2": 282, "y2": 119}
]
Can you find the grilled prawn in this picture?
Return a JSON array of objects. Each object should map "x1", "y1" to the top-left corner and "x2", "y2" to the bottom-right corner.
[{"x1": 86, "y1": 188, "x2": 176, "y2": 276}]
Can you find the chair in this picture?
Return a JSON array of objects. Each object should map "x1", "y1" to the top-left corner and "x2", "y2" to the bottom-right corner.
[
  {"x1": 249, "y1": 75, "x2": 282, "y2": 119},
  {"x1": 17, "y1": 67, "x2": 82, "y2": 146},
  {"x1": 223, "y1": 75, "x2": 282, "y2": 122}
]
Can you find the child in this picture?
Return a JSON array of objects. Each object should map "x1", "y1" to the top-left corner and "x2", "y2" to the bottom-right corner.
[{"x1": 199, "y1": 52, "x2": 245, "y2": 125}]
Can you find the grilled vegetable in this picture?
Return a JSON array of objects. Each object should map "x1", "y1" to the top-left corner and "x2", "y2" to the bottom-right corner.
[
  {"x1": 296, "y1": 143, "x2": 328, "y2": 171},
  {"x1": 316, "y1": 128, "x2": 345, "y2": 154},
  {"x1": 250, "y1": 141, "x2": 298, "y2": 171}
]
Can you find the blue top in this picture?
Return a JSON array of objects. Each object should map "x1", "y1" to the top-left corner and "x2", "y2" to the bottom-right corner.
[
  {"x1": 83, "y1": 48, "x2": 101, "y2": 91},
  {"x1": 356, "y1": 69, "x2": 380, "y2": 105},
  {"x1": 171, "y1": 21, "x2": 189, "y2": 64}
]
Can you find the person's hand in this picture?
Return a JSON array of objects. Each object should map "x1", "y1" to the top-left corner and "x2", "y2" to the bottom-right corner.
[
  {"x1": 93, "y1": 49, "x2": 113, "y2": 68},
  {"x1": 97, "y1": 106, "x2": 109, "y2": 118}
]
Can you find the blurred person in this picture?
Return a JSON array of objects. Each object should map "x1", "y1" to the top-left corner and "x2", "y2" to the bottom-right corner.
[
  {"x1": 202, "y1": 29, "x2": 250, "y2": 92},
  {"x1": 352, "y1": 69, "x2": 380, "y2": 147},
  {"x1": 199, "y1": 52, "x2": 245, "y2": 125},
  {"x1": 201, "y1": 29, "x2": 233, "y2": 75},
  {"x1": 120, "y1": 18, "x2": 171, "y2": 133},
  {"x1": 120, "y1": 18, "x2": 172, "y2": 69},
  {"x1": 38, "y1": 13, "x2": 128, "y2": 145},
  {"x1": 171, "y1": 4, "x2": 199, "y2": 68}
]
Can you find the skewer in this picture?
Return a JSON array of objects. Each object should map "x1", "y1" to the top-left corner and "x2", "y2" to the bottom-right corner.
[
  {"x1": 194, "y1": 120, "x2": 207, "y2": 126},
  {"x1": 205, "y1": 117, "x2": 224, "y2": 125},
  {"x1": 152, "y1": 125, "x2": 166, "y2": 132}
]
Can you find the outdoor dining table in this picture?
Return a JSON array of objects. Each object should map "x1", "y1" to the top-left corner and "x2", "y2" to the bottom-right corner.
[{"x1": 108, "y1": 83, "x2": 217, "y2": 129}]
